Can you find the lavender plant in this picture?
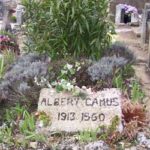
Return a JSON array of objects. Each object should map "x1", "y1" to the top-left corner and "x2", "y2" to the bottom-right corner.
[
  {"x1": 104, "y1": 42, "x2": 134, "y2": 62},
  {"x1": 87, "y1": 56, "x2": 128, "y2": 81},
  {"x1": 0, "y1": 53, "x2": 50, "y2": 106}
]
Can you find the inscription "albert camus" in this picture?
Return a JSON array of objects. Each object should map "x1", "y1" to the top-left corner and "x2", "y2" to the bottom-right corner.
[{"x1": 40, "y1": 97, "x2": 119, "y2": 107}]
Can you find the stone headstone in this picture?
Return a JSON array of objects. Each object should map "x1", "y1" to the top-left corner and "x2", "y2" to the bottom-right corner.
[
  {"x1": 141, "y1": 3, "x2": 150, "y2": 47},
  {"x1": 16, "y1": 4, "x2": 25, "y2": 25},
  {"x1": 131, "y1": 13, "x2": 139, "y2": 25},
  {"x1": 115, "y1": 4, "x2": 123, "y2": 24},
  {"x1": 38, "y1": 88, "x2": 122, "y2": 132},
  {"x1": 0, "y1": 1, "x2": 4, "y2": 20}
]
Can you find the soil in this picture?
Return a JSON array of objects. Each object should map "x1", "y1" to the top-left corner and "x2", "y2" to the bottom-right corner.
[{"x1": 116, "y1": 25, "x2": 150, "y2": 112}]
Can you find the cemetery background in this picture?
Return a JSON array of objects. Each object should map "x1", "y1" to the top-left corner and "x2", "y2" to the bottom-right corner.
[{"x1": 0, "y1": 0, "x2": 150, "y2": 150}]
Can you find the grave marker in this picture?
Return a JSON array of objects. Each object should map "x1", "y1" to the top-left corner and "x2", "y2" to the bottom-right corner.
[
  {"x1": 38, "y1": 88, "x2": 122, "y2": 132},
  {"x1": 0, "y1": 1, "x2": 4, "y2": 20},
  {"x1": 141, "y1": 3, "x2": 150, "y2": 47}
]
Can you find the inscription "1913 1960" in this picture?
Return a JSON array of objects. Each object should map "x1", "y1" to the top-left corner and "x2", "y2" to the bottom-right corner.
[{"x1": 58, "y1": 112, "x2": 105, "y2": 122}]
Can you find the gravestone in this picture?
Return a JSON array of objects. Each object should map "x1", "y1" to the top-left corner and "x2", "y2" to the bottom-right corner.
[
  {"x1": 38, "y1": 88, "x2": 122, "y2": 132},
  {"x1": 115, "y1": 4, "x2": 138, "y2": 25},
  {"x1": 131, "y1": 13, "x2": 139, "y2": 25},
  {"x1": 0, "y1": 1, "x2": 4, "y2": 20},
  {"x1": 141, "y1": 3, "x2": 150, "y2": 47},
  {"x1": 115, "y1": 4, "x2": 123, "y2": 24},
  {"x1": 16, "y1": 4, "x2": 25, "y2": 25}
]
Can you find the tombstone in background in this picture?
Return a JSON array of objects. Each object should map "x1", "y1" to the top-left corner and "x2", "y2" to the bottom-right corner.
[
  {"x1": 16, "y1": 4, "x2": 25, "y2": 25},
  {"x1": 115, "y1": 4, "x2": 123, "y2": 24},
  {"x1": 141, "y1": 3, "x2": 150, "y2": 48},
  {"x1": 0, "y1": 1, "x2": 4, "y2": 20},
  {"x1": 115, "y1": 4, "x2": 138, "y2": 25},
  {"x1": 131, "y1": 13, "x2": 139, "y2": 25}
]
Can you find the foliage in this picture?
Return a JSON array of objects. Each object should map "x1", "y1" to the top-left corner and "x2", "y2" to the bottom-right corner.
[
  {"x1": 0, "y1": 105, "x2": 45, "y2": 148},
  {"x1": 0, "y1": 50, "x2": 16, "y2": 79},
  {"x1": 131, "y1": 81, "x2": 145, "y2": 102},
  {"x1": 2, "y1": 50, "x2": 16, "y2": 67},
  {"x1": 112, "y1": 64, "x2": 134, "y2": 91},
  {"x1": 35, "y1": 111, "x2": 50, "y2": 127},
  {"x1": 10, "y1": 16, "x2": 17, "y2": 23},
  {"x1": 19, "y1": 111, "x2": 36, "y2": 135},
  {"x1": 105, "y1": 41, "x2": 134, "y2": 62},
  {"x1": 87, "y1": 56, "x2": 128, "y2": 81},
  {"x1": 113, "y1": 74, "x2": 124, "y2": 90},
  {"x1": 78, "y1": 129, "x2": 98, "y2": 143},
  {"x1": 122, "y1": 100, "x2": 147, "y2": 127},
  {"x1": 22, "y1": 0, "x2": 114, "y2": 60},
  {"x1": 0, "y1": 57, "x2": 5, "y2": 79},
  {"x1": 51, "y1": 63, "x2": 81, "y2": 93},
  {"x1": 0, "y1": 31, "x2": 19, "y2": 54},
  {"x1": 0, "y1": 53, "x2": 49, "y2": 106}
]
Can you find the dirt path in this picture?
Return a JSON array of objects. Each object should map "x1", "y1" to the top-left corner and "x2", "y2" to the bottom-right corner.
[{"x1": 116, "y1": 25, "x2": 150, "y2": 111}]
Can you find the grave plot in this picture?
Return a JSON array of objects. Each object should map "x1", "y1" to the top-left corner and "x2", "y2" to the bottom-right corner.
[{"x1": 0, "y1": 0, "x2": 149, "y2": 150}]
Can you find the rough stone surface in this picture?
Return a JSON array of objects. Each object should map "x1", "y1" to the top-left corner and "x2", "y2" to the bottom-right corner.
[
  {"x1": 84, "y1": 141, "x2": 109, "y2": 150},
  {"x1": 38, "y1": 88, "x2": 122, "y2": 132}
]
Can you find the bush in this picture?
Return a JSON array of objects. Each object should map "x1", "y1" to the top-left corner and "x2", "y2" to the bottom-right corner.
[
  {"x1": 104, "y1": 41, "x2": 135, "y2": 62},
  {"x1": 87, "y1": 56, "x2": 128, "y2": 81},
  {"x1": 0, "y1": 53, "x2": 50, "y2": 106},
  {"x1": 22, "y1": 0, "x2": 114, "y2": 60},
  {"x1": 0, "y1": 30, "x2": 19, "y2": 54},
  {"x1": 10, "y1": 16, "x2": 17, "y2": 23}
]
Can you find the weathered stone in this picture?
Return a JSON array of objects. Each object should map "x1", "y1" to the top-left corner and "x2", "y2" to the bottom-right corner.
[
  {"x1": 38, "y1": 88, "x2": 122, "y2": 132},
  {"x1": 84, "y1": 141, "x2": 109, "y2": 150},
  {"x1": 115, "y1": 4, "x2": 123, "y2": 24},
  {"x1": 0, "y1": 1, "x2": 4, "y2": 20},
  {"x1": 141, "y1": 3, "x2": 150, "y2": 47},
  {"x1": 16, "y1": 4, "x2": 25, "y2": 25}
]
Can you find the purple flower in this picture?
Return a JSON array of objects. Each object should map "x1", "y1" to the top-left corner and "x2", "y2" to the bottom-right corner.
[{"x1": 121, "y1": 4, "x2": 138, "y2": 14}]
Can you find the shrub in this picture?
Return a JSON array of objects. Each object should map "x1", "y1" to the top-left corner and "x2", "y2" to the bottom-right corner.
[
  {"x1": 0, "y1": 31, "x2": 19, "y2": 54},
  {"x1": 10, "y1": 16, "x2": 17, "y2": 23},
  {"x1": 87, "y1": 56, "x2": 128, "y2": 81},
  {"x1": 104, "y1": 41, "x2": 135, "y2": 62},
  {"x1": 0, "y1": 53, "x2": 50, "y2": 106},
  {"x1": 22, "y1": 0, "x2": 114, "y2": 60}
]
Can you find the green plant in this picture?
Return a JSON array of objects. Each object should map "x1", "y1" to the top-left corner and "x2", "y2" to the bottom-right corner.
[
  {"x1": 0, "y1": 51, "x2": 16, "y2": 79},
  {"x1": 4, "y1": 104, "x2": 26, "y2": 124},
  {"x1": 36, "y1": 112, "x2": 50, "y2": 127},
  {"x1": 19, "y1": 111, "x2": 36, "y2": 135},
  {"x1": 0, "y1": 57, "x2": 5, "y2": 79},
  {"x1": 0, "y1": 126, "x2": 14, "y2": 146},
  {"x1": 1, "y1": 105, "x2": 46, "y2": 148},
  {"x1": 23, "y1": 0, "x2": 114, "y2": 60},
  {"x1": 0, "y1": 30, "x2": 15, "y2": 39},
  {"x1": 50, "y1": 62, "x2": 81, "y2": 93},
  {"x1": 3, "y1": 50, "x2": 16, "y2": 66},
  {"x1": 113, "y1": 74, "x2": 124, "y2": 90},
  {"x1": 78, "y1": 129, "x2": 98, "y2": 143},
  {"x1": 131, "y1": 81, "x2": 145, "y2": 102},
  {"x1": 10, "y1": 16, "x2": 17, "y2": 23}
]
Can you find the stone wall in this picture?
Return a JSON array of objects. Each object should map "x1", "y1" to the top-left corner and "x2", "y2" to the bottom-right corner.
[{"x1": 110, "y1": 0, "x2": 150, "y2": 21}]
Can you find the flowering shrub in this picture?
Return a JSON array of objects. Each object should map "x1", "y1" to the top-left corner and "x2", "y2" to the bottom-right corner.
[
  {"x1": 0, "y1": 34, "x2": 19, "y2": 54},
  {"x1": 120, "y1": 4, "x2": 138, "y2": 14}
]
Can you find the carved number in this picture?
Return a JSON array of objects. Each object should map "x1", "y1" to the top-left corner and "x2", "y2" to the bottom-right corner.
[
  {"x1": 58, "y1": 112, "x2": 76, "y2": 121},
  {"x1": 81, "y1": 113, "x2": 105, "y2": 122}
]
